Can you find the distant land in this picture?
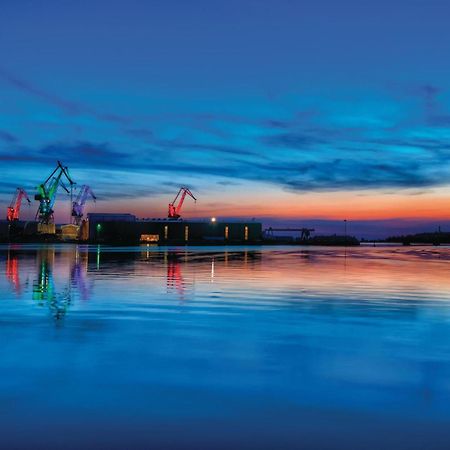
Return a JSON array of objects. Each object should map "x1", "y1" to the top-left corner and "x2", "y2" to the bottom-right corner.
[
  {"x1": 261, "y1": 218, "x2": 450, "y2": 241},
  {"x1": 382, "y1": 231, "x2": 450, "y2": 246}
]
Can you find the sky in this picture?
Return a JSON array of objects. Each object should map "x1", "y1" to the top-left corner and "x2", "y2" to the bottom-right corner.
[{"x1": 0, "y1": 0, "x2": 449, "y2": 238}]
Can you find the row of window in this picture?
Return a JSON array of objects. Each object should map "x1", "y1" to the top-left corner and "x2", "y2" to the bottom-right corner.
[{"x1": 148, "y1": 225, "x2": 250, "y2": 241}]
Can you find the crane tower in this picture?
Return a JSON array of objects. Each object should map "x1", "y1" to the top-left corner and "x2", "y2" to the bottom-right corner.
[
  {"x1": 7, "y1": 188, "x2": 31, "y2": 221},
  {"x1": 72, "y1": 185, "x2": 96, "y2": 225},
  {"x1": 35, "y1": 161, "x2": 75, "y2": 225},
  {"x1": 168, "y1": 187, "x2": 196, "y2": 220}
]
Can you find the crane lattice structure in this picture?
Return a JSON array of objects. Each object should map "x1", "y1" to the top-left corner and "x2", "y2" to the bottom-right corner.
[
  {"x1": 168, "y1": 187, "x2": 196, "y2": 220},
  {"x1": 35, "y1": 161, "x2": 75, "y2": 225},
  {"x1": 7, "y1": 187, "x2": 31, "y2": 221},
  {"x1": 71, "y1": 185, "x2": 96, "y2": 225}
]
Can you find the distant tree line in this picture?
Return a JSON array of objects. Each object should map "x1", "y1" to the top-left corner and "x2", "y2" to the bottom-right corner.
[{"x1": 384, "y1": 231, "x2": 450, "y2": 245}]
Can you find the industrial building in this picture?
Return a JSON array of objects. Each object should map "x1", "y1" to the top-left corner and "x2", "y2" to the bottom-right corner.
[{"x1": 87, "y1": 213, "x2": 262, "y2": 244}]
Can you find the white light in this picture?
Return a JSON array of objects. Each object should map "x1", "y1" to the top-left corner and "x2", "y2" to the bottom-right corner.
[{"x1": 211, "y1": 217, "x2": 216, "y2": 222}]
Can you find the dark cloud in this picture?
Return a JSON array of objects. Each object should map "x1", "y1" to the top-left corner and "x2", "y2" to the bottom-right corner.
[
  {"x1": 37, "y1": 142, "x2": 130, "y2": 167},
  {"x1": 386, "y1": 82, "x2": 450, "y2": 128},
  {"x1": 387, "y1": 82, "x2": 441, "y2": 102},
  {"x1": 94, "y1": 113, "x2": 129, "y2": 125},
  {"x1": 0, "y1": 73, "x2": 449, "y2": 199},
  {"x1": 144, "y1": 181, "x2": 200, "y2": 197},
  {"x1": 94, "y1": 186, "x2": 154, "y2": 201},
  {"x1": 0, "y1": 67, "x2": 82, "y2": 114},
  {"x1": 0, "y1": 67, "x2": 130, "y2": 124},
  {"x1": 262, "y1": 132, "x2": 327, "y2": 149},
  {"x1": 0, "y1": 152, "x2": 43, "y2": 163},
  {"x1": 261, "y1": 120, "x2": 290, "y2": 129},
  {"x1": 1, "y1": 134, "x2": 447, "y2": 197},
  {"x1": 420, "y1": 84, "x2": 440, "y2": 104},
  {"x1": 0, "y1": 180, "x2": 28, "y2": 195},
  {"x1": 280, "y1": 159, "x2": 446, "y2": 192},
  {"x1": 158, "y1": 141, "x2": 257, "y2": 157},
  {"x1": 0, "y1": 141, "x2": 131, "y2": 174},
  {"x1": 216, "y1": 180, "x2": 241, "y2": 186},
  {"x1": 0, "y1": 130, "x2": 18, "y2": 143},
  {"x1": 427, "y1": 115, "x2": 450, "y2": 127},
  {"x1": 365, "y1": 137, "x2": 450, "y2": 161},
  {"x1": 125, "y1": 128, "x2": 154, "y2": 139},
  {"x1": 93, "y1": 181, "x2": 198, "y2": 201}
]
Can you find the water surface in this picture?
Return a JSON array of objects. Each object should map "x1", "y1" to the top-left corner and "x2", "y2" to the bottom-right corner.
[{"x1": 1, "y1": 244, "x2": 450, "y2": 449}]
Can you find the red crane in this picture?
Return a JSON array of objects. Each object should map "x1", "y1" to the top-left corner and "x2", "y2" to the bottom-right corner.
[
  {"x1": 7, "y1": 188, "x2": 31, "y2": 221},
  {"x1": 168, "y1": 187, "x2": 196, "y2": 220}
]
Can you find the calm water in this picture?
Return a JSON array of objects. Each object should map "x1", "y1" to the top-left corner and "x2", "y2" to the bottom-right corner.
[{"x1": 1, "y1": 244, "x2": 450, "y2": 449}]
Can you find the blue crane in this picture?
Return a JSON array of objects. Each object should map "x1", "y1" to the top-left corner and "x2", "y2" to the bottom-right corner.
[{"x1": 71, "y1": 185, "x2": 96, "y2": 225}]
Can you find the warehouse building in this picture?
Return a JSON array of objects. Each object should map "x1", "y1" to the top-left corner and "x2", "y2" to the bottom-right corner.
[{"x1": 86, "y1": 213, "x2": 262, "y2": 244}]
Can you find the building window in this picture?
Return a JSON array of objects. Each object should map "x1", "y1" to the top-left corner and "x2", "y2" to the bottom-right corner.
[
  {"x1": 244, "y1": 226, "x2": 249, "y2": 241},
  {"x1": 185, "y1": 226, "x2": 189, "y2": 241},
  {"x1": 164, "y1": 225, "x2": 169, "y2": 240},
  {"x1": 225, "y1": 226, "x2": 229, "y2": 240}
]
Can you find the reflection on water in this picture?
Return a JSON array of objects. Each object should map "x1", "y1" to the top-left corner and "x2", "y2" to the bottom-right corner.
[
  {"x1": 1, "y1": 244, "x2": 450, "y2": 449},
  {"x1": 6, "y1": 250, "x2": 21, "y2": 295}
]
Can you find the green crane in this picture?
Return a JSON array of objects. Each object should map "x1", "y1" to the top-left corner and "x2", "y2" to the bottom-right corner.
[{"x1": 35, "y1": 161, "x2": 75, "y2": 224}]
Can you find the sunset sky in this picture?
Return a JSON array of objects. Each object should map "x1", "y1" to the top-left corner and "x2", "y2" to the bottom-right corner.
[{"x1": 0, "y1": 0, "x2": 449, "y2": 237}]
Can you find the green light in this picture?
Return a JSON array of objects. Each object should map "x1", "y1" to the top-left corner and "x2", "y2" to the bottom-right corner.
[
  {"x1": 96, "y1": 246, "x2": 101, "y2": 269},
  {"x1": 96, "y1": 223, "x2": 102, "y2": 231}
]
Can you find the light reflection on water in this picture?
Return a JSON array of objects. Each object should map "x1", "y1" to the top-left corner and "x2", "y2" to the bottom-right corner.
[{"x1": 1, "y1": 244, "x2": 450, "y2": 449}]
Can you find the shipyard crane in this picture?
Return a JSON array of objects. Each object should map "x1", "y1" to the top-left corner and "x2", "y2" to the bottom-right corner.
[
  {"x1": 35, "y1": 161, "x2": 75, "y2": 224},
  {"x1": 72, "y1": 185, "x2": 96, "y2": 225},
  {"x1": 168, "y1": 187, "x2": 196, "y2": 220},
  {"x1": 7, "y1": 188, "x2": 31, "y2": 221}
]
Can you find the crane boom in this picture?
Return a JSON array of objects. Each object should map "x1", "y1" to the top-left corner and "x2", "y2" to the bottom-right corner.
[
  {"x1": 72, "y1": 185, "x2": 96, "y2": 225},
  {"x1": 168, "y1": 187, "x2": 196, "y2": 220},
  {"x1": 7, "y1": 188, "x2": 31, "y2": 221},
  {"x1": 35, "y1": 161, "x2": 75, "y2": 224}
]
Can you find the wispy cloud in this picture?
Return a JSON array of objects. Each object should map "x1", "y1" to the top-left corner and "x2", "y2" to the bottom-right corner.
[
  {"x1": 1, "y1": 68, "x2": 449, "y2": 201},
  {"x1": 0, "y1": 67, "x2": 130, "y2": 125},
  {"x1": 1, "y1": 135, "x2": 447, "y2": 199},
  {"x1": 0, "y1": 130, "x2": 18, "y2": 143}
]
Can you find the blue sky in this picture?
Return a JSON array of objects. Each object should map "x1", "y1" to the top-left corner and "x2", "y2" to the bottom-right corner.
[{"x1": 0, "y1": 0, "x2": 449, "y2": 237}]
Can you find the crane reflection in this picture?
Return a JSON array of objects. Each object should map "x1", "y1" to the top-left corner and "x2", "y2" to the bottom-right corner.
[
  {"x1": 4, "y1": 245, "x2": 448, "y2": 326},
  {"x1": 70, "y1": 248, "x2": 90, "y2": 301},
  {"x1": 31, "y1": 246, "x2": 91, "y2": 321},
  {"x1": 167, "y1": 258, "x2": 186, "y2": 300},
  {"x1": 6, "y1": 250, "x2": 22, "y2": 295},
  {"x1": 32, "y1": 248, "x2": 71, "y2": 321}
]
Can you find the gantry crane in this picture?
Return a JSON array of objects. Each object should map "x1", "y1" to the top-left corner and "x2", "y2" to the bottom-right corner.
[
  {"x1": 71, "y1": 185, "x2": 96, "y2": 225},
  {"x1": 168, "y1": 187, "x2": 196, "y2": 220},
  {"x1": 35, "y1": 161, "x2": 75, "y2": 224},
  {"x1": 7, "y1": 188, "x2": 31, "y2": 221}
]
